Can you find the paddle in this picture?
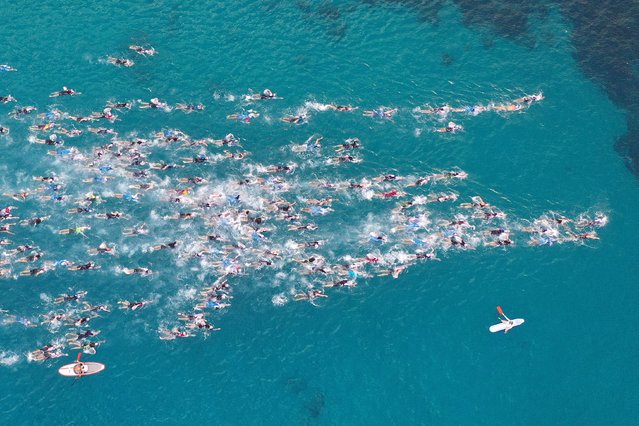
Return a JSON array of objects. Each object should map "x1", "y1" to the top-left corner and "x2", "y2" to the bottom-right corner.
[{"x1": 496, "y1": 306, "x2": 511, "y2": 321}]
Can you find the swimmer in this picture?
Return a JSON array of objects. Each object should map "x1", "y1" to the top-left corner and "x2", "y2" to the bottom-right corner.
[
  {"x1": 324, "y1": 279, "x2": 357, "y2": 288},
  {"x1": 244, "y1": 88, "x2": 280, "y2": 101},
  {"x1": 16, "y1": 251, "x2": 43, "y2": 263},
  {"x1": 129, "y1": 45, "x2": 157, "y2": 56},
  {"x1": 53, "y1": 291, "x2": 88, "y2": 304},
  {"x1": 68, "y1": 315, "x2": 97, "y2": 327},
  {"x1": 182, "y1": 154, "x2": 209, "y2": 164},
  {"x1": 32, "y1": 175, "x2": 57, "y2": 183},
  {"x1": 57, "y1": 128, "x2": 83, "y2": 137},
  {"x1": 266, "y1": 163, "x2": 297, "y2": 174},
  {"x1": 107, "y1": 57, "x2": 134, "y2": 67},
  {"x1": 4, "y1": 244, "x2": 35, "y2": 255},
  {"x1": 34, "y1": 133, "x2": 64, "y2": 146},
  {"x1": 281, "y1": 113, "x2": 307, "y2": 124},
  {"x1": 68, "y1": 207, "x2": 93, "y2": 214},
  {"x1": 90, "y1": 108, "x2": 116, "y2": 121},
  {"x1": 19, "y1": 267, "x2": 48, "y2": 277},
  {"x1": 81, "y1": 303, "x2": 110, "y2": 314},
  {"x1": 435, "y1": 121, "x2": 463, "y2": 133},
  {"x1": 122, "y1": 224, "x2": 149, "y2": 236},
  {"x1": 159, "y1": 327, "x2": 194, "y2": 340},
  {"x1": 178, "y1": 176, "x2": 207, "y2": 185},
  {"x1": 514, "y1": 92, "x2": 544, "y2": 104},
  {"x1": 432, "y1": 170, "x2": 468, "y2": 181},
  {"x1": 122, "y1": 267, "x2": 153, "y2": 276},
  {"x1": 166, "y1": 212, "x2": 198, "y2": 220},
  {"x1": 224, "y1": 150, "x2": 250, "y2": 160},
  {"x1": 95, "y1": 211, "x2": 125, "y2": 220},
  {"x1": 29, "y1": 345, "x2": 66, "y2": 362},
  {"x1": 366, "y1": 233, "x2": 387, "y2": 245},
  {"x1": 87, "y1": 127, "x2": 118, "y2": 136},
  {"x1": 227, "y1": 110, "x2": 259, "y2": 122},
  {"x1": 195, "y1": 300, "x2": 232, "y2": 311},
  {"x1": 0, "y1": 95, "x2": 16, "y2": 103},
  {"x1": 138, "y1": 98, "x2": 170, "y2": 110},
  {"x1": 10, "y1": 106, "x2": 37, "y2": 116},
  {"x1": 50, "y1": 86, "x2": 80, "y2": 97},
  {"x1": 211, "y1": 133, "x2": 240, "y2": 147},
  {"x1": 326, "y1": 155, "x2": 362, "y2": 165},
  {"x1": 67, "y1": 114, "x2": 95, "y2": 123},
  {"x1": 151, "y1": 240, "x2": 181, "y2": 251},
  {"x1": 295, "y1": 240, "x2": 327, "y2": 249},
  {"x1": 460, "y1": 105, "x2": 488, "y2": 116},
  {"x1": 0, "y1": 64, "x2": 17, "y2": 72},
  {"x1": 293, "y1": 289, "x2": 328, "y2": 301},
  {"x1": 58, "y1": 226, "x2": 91, "y2": 237},
  {"x1": 0, "y1": 224, "x2": 15, "y2": 234},
  {"x1": 106, "y1": 100, "x2": 133, "y2": 109},
  {"x1": 29, "y1": 122, "x2": 57, "y2": 132},
  {"x1": 291, "y1": 135, "x2": 322, "y2": 153},
  {"x1": 326, "y1": 104, "x2": 357, "y2": 112},
  {"x1": 4, "y1": 192, "x2": 29, "y2": 202},
  {"x1": 3, "y1": 315, "x2": 37, "y2": 327},
  {"x1": 114, "y1": 192, "x2": 142, "y2": 202},
  {"x1": 475, "y1": 210, "x2": 506, "y2": 220},
  {"x1": 65, "y1": 329, "x2": 100, "y2": 343},
  {"x1": 415, "y1": 105, "x2": 451, "y2": 117},
  {"x1": 460, "y1": 196, "x2": 492, "y2": 209},
  {"x1": 175, "y1": 103, "x2": 205, "y2": 113},
  {"x1": 150, "y1": 162, "x2": 182, "y2": 170},
  {"x1": 288, "y1": 223, "x2": 318, "y2": 232},
  {"x1": 0, "y1": 126, "x2": 9, "y2": 134},
  {"x1": 489, "y1": 102, "x2": 523, "y2": 112},
  {"x1": 448, "y1": 233, "x2": 468, "y2": 248},
  {"x1": 568, "y1": 231, "x2": 600, "y2": 241},
  {"x1": 363, "y1": 107, "x2": 398, "y2": 118},
  {"x1": 118, "y1": 300, "x2": 153, "y2": 310},
  {"x1": 372, "y1": 174, "x2": 404, "y2": 183},
  {"x1": 34, "y1": 134, "x2": 63, "y2": 145},
  {"x1": 576, "y1": 213, "x2": 608, "y2": 228},
  {"x1": 199, "y1": 234, "x2": 227, "y2": 242},
  {"x1": 0, "y1": 206, "x2": 16, "y2": 219},
  {"x1": 129, "y1": 182, "x2": 156, "y2": 191},
  {"x1": 70, "y1": 340, "x2": 105, "y2": 355},
  {"x1": 68, "y1": 262, "x2": 100, "y2": 271},
  {"x1": 485, "y1": 232, "x2": 514, "y2": 247},
  {"x1": 335, "y1": 137, "x2": 361, "y2": 152},
  {"x1": 375, "y1": 189, "x2": 407, "y2": 199}
]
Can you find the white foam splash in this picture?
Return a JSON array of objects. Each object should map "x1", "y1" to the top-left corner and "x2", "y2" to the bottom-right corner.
[
  {"x1": 272, "y1": 293, "x2": 288, "y2": 306},
  {"x1": 0, "y1": 351, "x2": 20, "y2": 366}
]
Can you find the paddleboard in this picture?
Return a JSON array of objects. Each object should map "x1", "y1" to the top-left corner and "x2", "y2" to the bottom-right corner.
[
  {"x1": 58, "y1": 361, "x2": 105, "y2": 377},
  {"x1": 489, "y1": 318, "x2": 525, "y2": 333}
]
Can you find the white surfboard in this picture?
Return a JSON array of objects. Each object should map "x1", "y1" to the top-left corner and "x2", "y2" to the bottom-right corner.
[
  {"x1": 58, "y1": 361, "x2": 105, "y2": 377},
  {"x1": 489, "y1": 318, "x2": 525, "y2": 333}
]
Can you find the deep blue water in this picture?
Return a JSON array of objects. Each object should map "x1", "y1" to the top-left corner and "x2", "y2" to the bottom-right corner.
[{"x1": 1, "y1": 1, "x2": 638, "y2": 425}]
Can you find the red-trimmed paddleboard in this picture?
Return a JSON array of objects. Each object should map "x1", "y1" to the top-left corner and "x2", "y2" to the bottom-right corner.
[
  {"x1": 489, "y1": 318, "x2": 525, "y2": 333},
  {"x1": 58, "y1": 362, "x2": 105, "y2": 377}
]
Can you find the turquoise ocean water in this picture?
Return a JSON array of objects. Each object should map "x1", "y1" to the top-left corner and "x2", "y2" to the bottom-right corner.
[{"x1": 1, "y1": 1, "x2": 638, "y2": 424}]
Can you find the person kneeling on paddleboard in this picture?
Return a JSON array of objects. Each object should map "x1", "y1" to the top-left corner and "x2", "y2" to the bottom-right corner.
[{"x1": 489, "y1": 306, "x2": 525, "y2": 334}]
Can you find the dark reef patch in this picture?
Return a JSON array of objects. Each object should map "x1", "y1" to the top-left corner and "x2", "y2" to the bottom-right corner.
[{"x1": 361, "y1": 0, "x2": 639, "y2": 176}]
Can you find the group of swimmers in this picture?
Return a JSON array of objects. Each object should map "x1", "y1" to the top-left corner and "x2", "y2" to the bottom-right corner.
[
  {"x1": 0, "y1": 69, "x2": 602, "y2": 365},
  {"x1": 225, "y1": 92, "x2": 542, "y2": 130},
  {"x1": 106, "y1": 45, "x2": 157, "y2": 68}
]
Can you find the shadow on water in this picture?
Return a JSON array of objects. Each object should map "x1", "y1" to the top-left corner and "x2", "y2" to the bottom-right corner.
[
  {"x1": 284, "y1": 376, "x2": 326, "y2": 421},
  {"x1": 296, "y1": 0, "x2": 349, "y2": 42},
  {"x1": 359, "y1": 0, "x2": 639, "y2": 178}
]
